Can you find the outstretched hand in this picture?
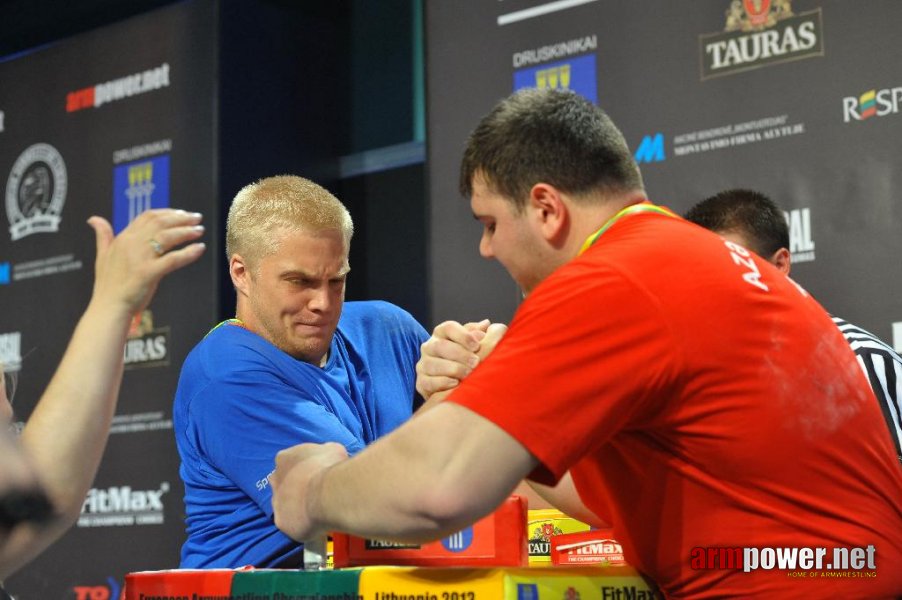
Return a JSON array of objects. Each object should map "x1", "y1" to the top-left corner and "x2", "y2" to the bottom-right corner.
[
  {"x1": 271, "y1": 442, "x2": 349, "y2": 542},
  {"x1": 87, "y1": 209, "x2": 206, "y2": 316}
]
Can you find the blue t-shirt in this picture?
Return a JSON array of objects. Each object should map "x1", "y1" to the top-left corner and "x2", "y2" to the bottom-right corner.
[{"x1": 173, "y1": 300, "x2": 428, "y2": 568}]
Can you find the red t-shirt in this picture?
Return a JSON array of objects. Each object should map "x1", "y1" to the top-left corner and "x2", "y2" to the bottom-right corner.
[{"x1": 449, "y1": 208, "x2": 902, "y2": 598}]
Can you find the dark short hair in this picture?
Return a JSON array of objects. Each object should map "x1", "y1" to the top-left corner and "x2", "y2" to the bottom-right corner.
[
  {"x1": 459, "y1": 88, "x2": 644, "y2": 209},
  {"x1": 684, "y1": 189, "x2": 789, "y2": 256}
]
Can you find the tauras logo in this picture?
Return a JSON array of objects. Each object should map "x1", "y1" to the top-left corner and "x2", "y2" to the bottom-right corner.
[
  {"x1": 699, "y1": 1, "x2": 823, "y2": 80},
  {"x1": 124, "y1": 310, "x2": 169, "y2": 369},
  {"x1": 124, "y1": 335, "x2": 166, "y2": 365},
  {"x1": 529, "y1": 520, "x2": 563, "y2": 556},
  {"x1": 842, "y1": 86, "x2": 902, "y2": 123},
  {"x1": 529, "y1": 541, "x2": 550, "y2": 555}
]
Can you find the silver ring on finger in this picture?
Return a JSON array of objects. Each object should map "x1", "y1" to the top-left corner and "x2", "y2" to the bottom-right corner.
[{"x1": 149, "y1": 238, "x2": 165, "y2": 256}]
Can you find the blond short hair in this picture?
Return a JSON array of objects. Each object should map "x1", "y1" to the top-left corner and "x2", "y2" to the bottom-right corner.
[{"x1": 226, "y1": 175, "x2": 354, "y2": 267}]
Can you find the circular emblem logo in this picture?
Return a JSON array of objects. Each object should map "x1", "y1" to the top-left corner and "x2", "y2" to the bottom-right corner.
[
  {"x1": 441, "y1": 526, "x2": 474, "y2": 553},
  {"x1": 6, "y1": 143, "x2": 67, "y2": 240}
]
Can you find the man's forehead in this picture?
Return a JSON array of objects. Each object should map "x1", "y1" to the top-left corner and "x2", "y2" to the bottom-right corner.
[
  {"x1": 470, "y1": 171, "x2": 496, "y2": 195},
  {"x1": 270, "y1": 254, "x2": 350, "y2": 276},
  {"x1": 274, "y1": 224, "x2": 348, "y2": 244},
  {"x1": 470, "y1": 178, "x2": 506, "y2": 213}
]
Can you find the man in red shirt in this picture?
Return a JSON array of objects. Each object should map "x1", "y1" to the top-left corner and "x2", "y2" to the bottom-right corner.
[{"x1": 271, "y1": 89, "x2": 902, "y2": 597}]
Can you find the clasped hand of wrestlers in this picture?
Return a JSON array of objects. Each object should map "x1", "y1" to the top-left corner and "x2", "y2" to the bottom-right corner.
[
  {"x1": 269, "y1": 320, "x2": 508, "y2": 542},
  {"x1": 415, "y1": 319, "x2": 508, "y2": 403},
  {"x1": 87, "y1": 208, "x2": 206, "y2": 318}
]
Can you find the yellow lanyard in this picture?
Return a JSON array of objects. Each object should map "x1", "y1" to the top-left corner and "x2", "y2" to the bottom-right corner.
[{"x1": 578, "y1": 202, "x2": 679, "y2": 256}]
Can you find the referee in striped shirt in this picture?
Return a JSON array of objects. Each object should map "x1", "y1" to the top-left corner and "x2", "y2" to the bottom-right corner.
[{"x1": 686, "y1": 189, "x2": 902, "y2": 465}]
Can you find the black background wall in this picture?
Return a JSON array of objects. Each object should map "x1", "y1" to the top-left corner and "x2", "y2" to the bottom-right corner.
[
  {"x1": 425, "y1": 0, "x2": 902, "y2": 350},
  {"x1": 1, "y1": 0, "x2": 427, "y2": 322},
  {"x1": 0, "y1": 1, "x2": 427, "y2": 597},
  {"x1": 4, "y1": 0, "x2": 901, "y2": 597}
]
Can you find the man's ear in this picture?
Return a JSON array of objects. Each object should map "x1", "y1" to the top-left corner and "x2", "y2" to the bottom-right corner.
[
  {"x1": 769, "y1": 247, "x2": 792, "y2": 275},
  {"x1": 528, "y1": 183, "x2": 568, "y2": 244},
  {"x1": 230, "y1": 254, "x2": 252, "y2": 296}
]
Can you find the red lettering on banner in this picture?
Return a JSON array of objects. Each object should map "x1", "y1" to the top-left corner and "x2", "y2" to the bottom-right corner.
[
  {"x1": 73, "y1": 586, "x2": 109, "y2": 600},
  {"x1": 66, "y1": 87, "x2": 95, "y2": 112}
]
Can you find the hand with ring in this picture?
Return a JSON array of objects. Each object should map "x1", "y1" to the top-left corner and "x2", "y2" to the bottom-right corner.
[
  {"x1": 149, "y1": 238, "x2": 165, "y2": 256},
  {"x1": 88, "y1": 208, "x2": 206, "y2": 317}
]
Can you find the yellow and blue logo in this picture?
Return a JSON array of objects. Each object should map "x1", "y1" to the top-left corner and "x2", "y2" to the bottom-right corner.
[
  {"x1": 513, "y1": 54, "x2": 597, "y2": 104},
  {"x1": 112, "y1": 154, "x2": 170, "y2": 233}
]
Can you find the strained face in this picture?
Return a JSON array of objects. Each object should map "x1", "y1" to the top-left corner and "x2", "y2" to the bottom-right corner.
[
  {"x1": 470, "y1": 177, "x2": 553, "y2": 295},
  {"x1": 244, "y1": 228, "x2": 349, "y2": 366}
]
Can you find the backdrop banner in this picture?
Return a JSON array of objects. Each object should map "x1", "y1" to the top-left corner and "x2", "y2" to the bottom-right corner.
[
  {"x1": 426, "y1": 0, "x2": 902, "y2": 350},
  {"x1": 0, "y1": 1, "x2": 218, "y2": 597}
]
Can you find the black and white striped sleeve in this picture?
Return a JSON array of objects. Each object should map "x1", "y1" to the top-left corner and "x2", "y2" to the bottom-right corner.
[{"x1": 833, "y1": 316, "x2": 902, "y2": 466}]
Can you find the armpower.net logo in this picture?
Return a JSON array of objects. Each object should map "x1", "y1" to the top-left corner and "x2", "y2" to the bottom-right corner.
[
  {"x1": 691, "y1": 545, "x2": 878, "y2": 578},
  {"x1": 66, "y1": 63, "x2": 170, "y2": 112}
]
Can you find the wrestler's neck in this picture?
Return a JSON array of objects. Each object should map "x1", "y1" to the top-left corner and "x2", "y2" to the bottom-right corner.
[{"x1": 565, "y1": 190, "x2": 649, "y2": 255}]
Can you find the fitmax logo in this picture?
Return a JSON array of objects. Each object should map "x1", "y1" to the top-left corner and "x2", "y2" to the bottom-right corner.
[
  {"x1": 82, "y1": 483, "x2": 168, "y2": 513},
  {"x1": 78, "y1": 482, "x2": 169, "y2": 527},
  {"x1": 634, "y1": 134, "x2": 665, "y2": 164},
  {"x1": 842, "y1": 87, "x2": 902, "y2": 122}
]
